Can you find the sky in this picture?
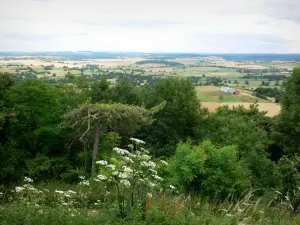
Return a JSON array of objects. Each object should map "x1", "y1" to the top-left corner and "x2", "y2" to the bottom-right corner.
[{"x1": 0, "y1": 0, "x2": 300, "y2": 53}]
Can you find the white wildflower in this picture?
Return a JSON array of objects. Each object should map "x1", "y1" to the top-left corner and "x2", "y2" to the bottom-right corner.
[
  {"x1": 55, "y1": 190, "x2": 64, "y2": 194},
  {"x1": 118, "y1": 172, "x2": 128, "y2": 179},
  {"x1": 160, "y1": 160, "x2": 168, "y2": 165},
  {"x1": 141, "y1": 148, "x2": 150, "y2": 154},
  {"x1": 127, "y1": 152, "x2": 136, "y2": 158},
  {"x1": 106, "y1": 164, "x2": 116, "y2": 170},
  {"x1": 64, "y1": 194, "x2": 71, "y2": 198},
  {"x1": 148, "y1": 161, "x2": 156, "y2": 168},
  {"x1": 140, "y1": 161, "x2": 147, "y2": 167},
  {"x1": 0, "y1": 192, "x2": 3, "y2": 195},
  {"x1": 67, "y1": 190, "x2": 76, "y2": 194},
  {"x1": 275, "y1": 191, "x2": 282, "y2": 195},
  {"x1": 225, "y1": 213, "x2": 233, "y2": 217},
  {"x1": 112, "y1": 171, "x2": 118, "y2": 176},
  {"x1": 136, "y1": 150, "x2": 142, "y2": 155},
  {"x1": 149, "y1": 169, "x2": 158, "y2": 174},
  {"x1": 140, "y1": 161, "x2": 156, "y2": 168},
  {"x1": 94, "y1": 178, "x2": 100, "y2": 182},
  {"x1": 15, "y1": 187, "x2": 24, "y2": 192},
  {"x1": 95, "y1": 160, "x2": 108, "y2": 165},
  {"x1": 97, "y1": 174, "x2": 107, "y2": 181},
  {"x1": 35, "y1": 204, "x2": 40, "y2": 207},
  {"x1": 128, "y1": 144, "x2": 134, "y2": 149},
  {"x1": 44, "y1": 189, "x2": 49, "y2": 192},
  {"x1": 153, "y1": 175, "x2": 163, "y2": 181},
  {"x1": 123, "y1": 166, "x2": 133, "y2": 173},
  {"x1": 139, "y1": 178, "x2": 145, "y2": 183},
  {"x1": 79, "y1": 176, "x2": 85, "y2": 180},
  {"x1": 28, "y1": 187, "x2": 37, "y2": 191},
  {"x1": 140, "y1": 154, "x2": 151, "y2": 161},
  {"x1": 62, "y1": 202, "x2": 69, "y2": 206},
  {"x1": 80, "y1": 180, "x2": 90, "y2": 186},
  {"x1": 120, "y1": 180, "x2": 131, "y2": 187},
  {"x1": 149, "y1": 182, "x2": 156, "y2": 188},
  {"x1": 285, "y1": 195, "x2": 290, "y2": 201},
  {"x1": 94, "y1": 203, "x2": 99, "y2": 205},
  {"x1": 146, "y1": 193, "x2": 152, "y2": 198},
  {"x1": 113, "y1": 147, "x2": 130, "y2": 155},
  {"x1": 170, "y1": 185, "x2": 175, "y2": 190},
  {"x1": 130, "y1": 138, "x2": 145, "y2": 144},
  {"x1": 123, "y1": 156, "x2": 134, "y2": 163},
  {"x1": 24, "y1": 177, "x2": 33, "y2": 183}
]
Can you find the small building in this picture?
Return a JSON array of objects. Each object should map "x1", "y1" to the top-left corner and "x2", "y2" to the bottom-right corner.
[{"x1": 221, "y1": 86, "x2": 240, "y2": 95}]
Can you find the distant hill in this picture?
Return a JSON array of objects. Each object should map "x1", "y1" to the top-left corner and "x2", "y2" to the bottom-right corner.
[
  {"x1": 1, "y1": 52, "x2": 300, "y2": 61},
  {"x1": 135, "y1": 60, "x2": 184, "y2": 67}
]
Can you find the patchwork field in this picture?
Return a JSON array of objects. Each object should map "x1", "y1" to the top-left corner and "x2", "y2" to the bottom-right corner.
[
  {"x1": 195, "y1": 86, "x2": 267, "y2": 103},
  {"x1": 0, "y1": 55, "x2": 295, "y2": 118},
  {"x1": 196, "y1": 86, "x2": 280, "y2": 116}
]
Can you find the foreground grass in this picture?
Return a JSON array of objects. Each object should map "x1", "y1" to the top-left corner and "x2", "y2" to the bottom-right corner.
[{"x1": 1, "y1": 191, "x2": 300, "y2": 225}]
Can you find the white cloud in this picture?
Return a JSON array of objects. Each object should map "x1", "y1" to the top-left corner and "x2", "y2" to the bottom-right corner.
[{"x1": 0, "y1": 0, "x2": 299, "y2": 52}]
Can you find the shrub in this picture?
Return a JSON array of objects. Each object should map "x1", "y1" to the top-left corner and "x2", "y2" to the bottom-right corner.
[{"x1": 167, "y1": 141, "x2": 251, "y2": 199}]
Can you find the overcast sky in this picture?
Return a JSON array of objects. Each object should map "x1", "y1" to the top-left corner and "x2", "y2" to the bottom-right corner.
[{"x1": 0, "y1": 0, "x2": 300, "y2": 53}]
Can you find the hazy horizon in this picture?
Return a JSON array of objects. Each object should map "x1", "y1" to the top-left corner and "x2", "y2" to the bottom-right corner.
[{"x1": 1, "y1": 0, "x2": 300, "y2": 53}]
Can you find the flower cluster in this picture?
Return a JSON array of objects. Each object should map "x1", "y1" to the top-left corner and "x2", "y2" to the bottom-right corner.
[
  {"x1": 92, "y1": 137, "x2": 163, "y2": 216},
  {"x1": 79, "y1": 176, "x2": 90, "y2": 186},
  {"x1": 54, "y1": 189, "x2": 80, "y2": 207},
  {"x1": 12, "y1": 178, "x2": 46, "y2": 206},
  {"x1": 130, "y1": 138, "x2": 145, "y2": 145}
]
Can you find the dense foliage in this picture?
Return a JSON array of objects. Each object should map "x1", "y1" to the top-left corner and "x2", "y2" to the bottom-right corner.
[
  {"x1": 254, "y1": 87, "x2": 280, "y2": 102},
  {"x1": 1, "y1": 67, "x2": 300, "y2": 224}
]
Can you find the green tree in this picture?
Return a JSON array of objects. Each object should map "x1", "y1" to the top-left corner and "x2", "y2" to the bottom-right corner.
[
  {"x1": 0, "y1": 72, "x2": 14, "y2": 129},
  {"x1": 61, "y1": 102, "x2": 164, "y2": 173},
  {"x1": 204, "y1": 105, "x2": 276, "y2": 190},
  {"x1": 277, "y1": 67, "x2": 300, "y2": 155},
  {"x1": 111, "y1": 76, "x2": 141, "y2": 105},
  {"x1": 139, "y1": 77, "x2": 207, "y2": 156},
  {"x1": 91, "y1": 76, "x2": 112, "y2": 103}
]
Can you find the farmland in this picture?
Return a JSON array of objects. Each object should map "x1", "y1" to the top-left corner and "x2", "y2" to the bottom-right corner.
[
  {"x1": 0, "y1": 53, "x2": 297, "y2": 116},
  {"x1": 195, "y1": 86, "x2": 280, "y2": 116}
]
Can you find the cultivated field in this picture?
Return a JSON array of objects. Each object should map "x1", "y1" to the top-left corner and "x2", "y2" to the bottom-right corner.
[
  {"x1": 201, "y1": 102, "x2": 280, "y2": 117},
  {"x1": 195, "y1": 86, "x2": 266, "y2": 103},
  {"x1": 196, "y1": 86, "x2": 280, "y2": 116}
]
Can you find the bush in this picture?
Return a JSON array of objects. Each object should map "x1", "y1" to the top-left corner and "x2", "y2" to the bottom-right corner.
[{"x1": 167, "y1": 141, "x2": 251, "y2": 200}]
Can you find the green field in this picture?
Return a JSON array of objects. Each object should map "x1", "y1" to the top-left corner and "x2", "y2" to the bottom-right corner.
[
  {"x1": 196, "y1": 86, "x2": 268, "y2": 103},
  {"x1": 174, "y1": 66, "x2": 240, "y2": 78}
]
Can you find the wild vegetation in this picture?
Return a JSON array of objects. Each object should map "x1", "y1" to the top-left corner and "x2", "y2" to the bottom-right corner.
[{"x1": 1, "y1": 65, "x2": 300, "y2": 224}]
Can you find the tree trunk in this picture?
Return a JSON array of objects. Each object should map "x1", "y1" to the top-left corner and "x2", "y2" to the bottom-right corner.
[{"x1": 91, "y1": 125, "x2": 101, "y2": 173}]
